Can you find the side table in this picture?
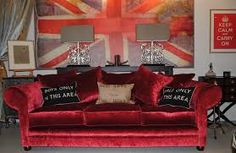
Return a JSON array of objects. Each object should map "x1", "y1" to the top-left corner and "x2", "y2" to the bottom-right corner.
[
  {"x1": 198, "y1": 76, "x2": 236, "y2": 126},
  {"x1": 2, "y1": 77, "x2": 35, "y2": 127}
]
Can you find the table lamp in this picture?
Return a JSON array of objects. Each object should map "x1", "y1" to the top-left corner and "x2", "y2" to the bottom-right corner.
[
  {"x1": 61, "y1": 25, "x2": 94, "y2": 65},
  {"x1": 136, "y1": 23, "x2": 170, "y2": 65}
]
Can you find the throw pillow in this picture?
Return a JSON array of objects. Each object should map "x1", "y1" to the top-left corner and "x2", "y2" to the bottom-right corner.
[
  {"x1": 96, "y1": 82, "x2": 135, "y2": 104},
  {"x1": 101, "y1": 71, "x2": 137, "y2": 84},
  {"x1": 159, "y1": 87, "x2": 195, "y2": 109},
  {"x1": 167, "y1": 73, "x2": 195, "y2": 87},
  {"x1": 75, "y1": 66, "x2": 102, "y2": 103},
  {"x1": 41, "y1": 82, "x2": 80, "y2": 107},
  {"x1": 134, "y1": 65, "x2": 173, "y2": 106},
  {"x1": 37, "y1": 70, "x2": 77, "y2": 87}
]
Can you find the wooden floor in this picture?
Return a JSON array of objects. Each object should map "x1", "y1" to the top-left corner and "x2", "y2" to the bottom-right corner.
[{"x1": 0, "y1": 122, "x2": 234, "y2": 153}]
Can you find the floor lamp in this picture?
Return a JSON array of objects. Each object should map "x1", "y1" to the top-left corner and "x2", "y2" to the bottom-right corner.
[
  {"x1": 136, "y1": 23, "x2": 170, "y2": 65},
  {"x1": 61, "y1": 25, "x2": 94, "y2": 65}
]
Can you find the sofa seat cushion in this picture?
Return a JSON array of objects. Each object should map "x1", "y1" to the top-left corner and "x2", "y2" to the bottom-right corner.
[
  {"x1": 84, "y1": 103, "x2": 141, "y2": 126},
  {"x1": 29, "y1": 102, "x2": 91, "y2": 128},
  {"x1": 141, "y1": 105, "x2": 196, "y2": 126}
]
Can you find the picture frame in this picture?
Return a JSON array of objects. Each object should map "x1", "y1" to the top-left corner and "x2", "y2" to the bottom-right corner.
[
  {"x1": 7, "y1": 41, "x2": 36, "y2": 71},
  {"x1": 210, "y1": 9, "x2": 236, "y2": 53}
]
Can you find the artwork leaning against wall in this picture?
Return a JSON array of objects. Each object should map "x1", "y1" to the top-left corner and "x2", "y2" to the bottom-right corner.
[{"x1": 36, "y1": 0, "x2": 194, "y2": 68}]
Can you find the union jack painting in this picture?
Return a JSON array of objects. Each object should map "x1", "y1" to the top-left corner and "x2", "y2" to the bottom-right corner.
[{"x1": 36, "y1": 0, "x2": 194, "y2": 68}]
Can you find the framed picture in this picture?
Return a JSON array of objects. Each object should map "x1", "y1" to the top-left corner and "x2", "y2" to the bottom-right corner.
[
  {"x1": 210, "y1": 9, "x2": 236, "y2": 53},
  {"x1": 8, "y1": 41, "x2": 36, "y2": 70}
]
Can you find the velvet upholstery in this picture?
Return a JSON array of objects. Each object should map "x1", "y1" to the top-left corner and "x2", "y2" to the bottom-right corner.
[
  {"x1": 75, "y1": 66, "x2": 102, "y2": 103},
  {"x1": 134, "y1": 65, "x2": 173, "y2": 106},
  {"x1": 141, "y1": 105, "x2": 196, "y2": 126},
  {"x1": 3, "y1": 81, "x2": 44, "y2": 112},
  {"x1": 84, "y1": 103, "x2": 141, "y2": 126},
  {"x1": 28, "y1": 126, "x2": 199, "y2": 147},
  {"x1": 37, "y1": 70, "x2": 77, "y2": 87},
  {"x1": 101, "y1": 71, "x2": 136, "y2": 84},
  {"x1": 3, "y1": 70, "x2": 222, "y2": 149},
  {"x1": 29, "y1": 103, "x2": 90, "y2": 128},
  {"x1": 168, "y1": 73, "x2": 195, "y2": 87}
]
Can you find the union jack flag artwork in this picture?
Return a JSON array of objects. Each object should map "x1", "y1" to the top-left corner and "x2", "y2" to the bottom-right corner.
[{"x1": 36, "y1": 0, "x2": 194, "y2": 68}]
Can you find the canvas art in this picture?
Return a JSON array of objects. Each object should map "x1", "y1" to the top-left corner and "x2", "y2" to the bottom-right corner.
[
  {"x1": 210, "y1": 9, "x2": 236, "y2": 53},
  {"x1": 36, "y1": 0, "x2": 194, "y2": 68},
  {"x1": 13, "y1": 46, "x2": 30, "y2": 64},
  {"x1": 7, "y1": 41, "x2": 36, "y2": 70}
]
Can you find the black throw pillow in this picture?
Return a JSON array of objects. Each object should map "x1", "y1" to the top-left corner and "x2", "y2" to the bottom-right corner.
[
  {"x1": 41, "y1": 82, "x2": 80, "y2": 107},
  {"x1": 159, "y1": 87, "x2": 195, "y2": 109}
]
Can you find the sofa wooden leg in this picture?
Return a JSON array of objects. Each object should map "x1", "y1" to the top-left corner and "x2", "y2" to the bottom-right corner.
[
  {"x1": 196, "y1": 146, "x2": 204, "y2": 151},
  {"x1": 23, "y1": 146, "x2": 32, "y2": 151}
]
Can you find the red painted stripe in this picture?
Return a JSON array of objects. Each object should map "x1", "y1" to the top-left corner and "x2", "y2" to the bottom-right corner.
[
  {"x1": 40, "y1": 50, "x2": 69, "y2": 68},
  {"x1": 106, "y1": 0, "x2": 121, "y2": 17},
  {"x1": 130, "y1": 0, "x2": 162, "y2": 13},
  {"x1": 38, "y1": 18, "x2": 156, "y2": 34},
  {"x1": 163, "y1": 42, "x2": 193, "y2": 62},
  {"x1": 49, "y1": 0, "x2": 85, "y2": 14}
]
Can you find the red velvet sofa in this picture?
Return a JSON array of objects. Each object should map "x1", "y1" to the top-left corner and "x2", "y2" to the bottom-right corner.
[{"x1": 3, "y1": 65, "x2": 222, "y2": 151}]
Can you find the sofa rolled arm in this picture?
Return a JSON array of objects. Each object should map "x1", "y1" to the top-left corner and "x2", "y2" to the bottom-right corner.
[
  {"x1": 3, "y1": 81, "x2": 43, "y2": 113},
  {"x1": 197, "y1": 84, "x2": 222, "y2": 110}
]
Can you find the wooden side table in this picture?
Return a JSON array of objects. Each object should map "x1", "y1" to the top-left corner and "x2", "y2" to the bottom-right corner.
[{"x1": 2, "y1": 77, "x2": 35, "y2": 127}]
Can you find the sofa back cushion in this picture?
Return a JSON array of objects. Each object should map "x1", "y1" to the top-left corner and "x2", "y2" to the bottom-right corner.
[
  {"x1": 101, "y1": 71, "x2": 137, "y2": 84},
  {"x1": 75, "y1": 66, "x2": 102, "y2": 103},
  {"x1": 134, "y1": 65, "x2": 173, "y2": 106},
  {"x1": 167, "y1": 73, "x2": 195, "y2": 87},
  {"x1": 37, "y1": 70, "x2": 77, "y2": 87}
]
